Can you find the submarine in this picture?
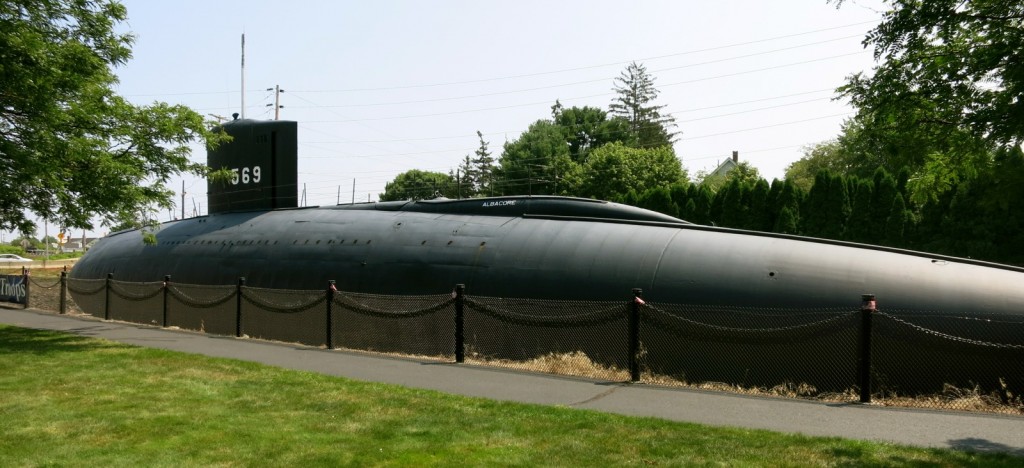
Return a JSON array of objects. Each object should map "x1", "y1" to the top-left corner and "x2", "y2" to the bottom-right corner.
[
  {"x1": 68, "y1": 118, "x2": 1024, "y2": 396},
  {"x1": 70, "y1": 118, "x2": 1024, "y2": 317}
]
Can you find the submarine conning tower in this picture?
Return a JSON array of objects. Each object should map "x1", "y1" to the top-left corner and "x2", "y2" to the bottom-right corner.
[{"x1": 207, "y1": 117, "x2": 299, "y2": 213}]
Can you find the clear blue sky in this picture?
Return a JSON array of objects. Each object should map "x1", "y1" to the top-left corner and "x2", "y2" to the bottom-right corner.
[{"x1": 28, "y1": 0, "x2": 889, "y2": 239}]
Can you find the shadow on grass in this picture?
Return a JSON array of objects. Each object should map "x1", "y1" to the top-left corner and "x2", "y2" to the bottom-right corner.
[
  {"x1": 827, "y1": 441, "x2": 1024, "y2": 467},
  {"x1": 0, "y1": 325, "x2": 126, "y2": 355},
  {"x1": 948, "y1": 438, "x2": 1024, "y2": 457}
]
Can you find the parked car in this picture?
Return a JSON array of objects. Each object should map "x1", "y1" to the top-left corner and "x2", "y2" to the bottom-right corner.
[{"x1": 0, "y1": 254, "x2": 33, "y2": 263}]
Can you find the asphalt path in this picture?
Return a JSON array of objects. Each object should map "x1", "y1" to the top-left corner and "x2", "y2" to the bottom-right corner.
[{"x1": 2, "y1": 307, "x2": 1022, "y2": 456}]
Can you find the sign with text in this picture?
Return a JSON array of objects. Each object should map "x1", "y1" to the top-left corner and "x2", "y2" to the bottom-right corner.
[{"x1": 1, "y1": 275, "x2": 26, "y2": 304}]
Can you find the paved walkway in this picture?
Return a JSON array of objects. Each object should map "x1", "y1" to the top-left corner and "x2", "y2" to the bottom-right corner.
[{"x1": 2, "y1": 307, "x2": 1022, "y2": 456}]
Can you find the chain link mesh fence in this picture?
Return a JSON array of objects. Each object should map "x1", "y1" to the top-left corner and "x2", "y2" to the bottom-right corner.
[
  {"x1": 67, "y1": 278, "x2": 107, "y2": 318},
  {"x1": 638, "y1": 303, "x2": 861, "y2": 400},
  {"x1": 166, "y1": 283, "x2": 237, "y2": 335},
  {"x1": 872, "y1": 309, "x2": 1024, "y2": 413},
  {"x1": 241, "y1": 287, "x2": 327, "y2": 346},
  {"x1": 26, "y1": 274, "x2": 63, "y2": 311},
  {"x1": 463, "y1": 297, "x2": 630, "y2": 381},
  {"x1": 37, "y1": 277, "x2": 1024, "y2": 415},
  {"x1": 331, "y1": 292, "x2": 455, "y2": 358},
  {"x1": 108, "y1": 280, "x2": 164, "y2": 325}
]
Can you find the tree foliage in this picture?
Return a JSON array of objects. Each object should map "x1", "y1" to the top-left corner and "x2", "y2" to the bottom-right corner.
[
  {"x1": 0, "y1": 0, "x2": 225, "y2": 234},
  {"x1": 574, "y1": 143, "x2": 686, "y2": 201},
  {"x1": 609, "y1": 62, "x2": 677, "y2": 148},
  {"x1": 828, "y1": 0, "x2": 1022, "y2": 202},
  {"x1": 495, "y1": 119, "x2": 575, "y2": 196},
  {"x1": 837, "y1": 0, "x2": 1024, "y2": 147},
  {"x1": 379, "y1": 170, "x2": 456, "y2": 201}
]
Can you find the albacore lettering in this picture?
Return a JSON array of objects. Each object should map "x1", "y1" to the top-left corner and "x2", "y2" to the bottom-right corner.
[{"x1": 482, "y1": 200, "x2": 516, "y2": 207}]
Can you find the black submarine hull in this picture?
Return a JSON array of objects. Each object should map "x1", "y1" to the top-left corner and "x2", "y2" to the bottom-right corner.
[
  {"x1": 71, "y1": 196, "x2": 1024, "y2": 315},
  {"x1": 69, "y1": 196, "x2": 1024, "y2": 396}
]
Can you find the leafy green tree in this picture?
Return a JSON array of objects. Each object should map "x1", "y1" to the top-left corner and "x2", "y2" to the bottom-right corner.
[
  {"x1": 697, "y1": 161, "x2": 762, "y2": 192},
  {"x1": 496, "y1": 120, "x2": 577, "y2": 196},
  {"x1": 0, "y1": 0, "x2": 226, "y2": 234},
  {"x1": 785, "y1": 140, "x2": 854, "y2": 191},
  {"x1": 552, "y1": 105, "x2": 633, "y2": 163},
  {"x1": 831, "y1": 0, "x2": 1023, "y2": 202},
  {"x1": 379, "y1": 170, "x2": 456, "y2": 201},
  {"x1": 836, "y1": 0, "x2": 1024, "y2": 148},
  {"x1": 609, "y1": 62, "x2": 677, "y2": 148},
  {"x1": 575, "y1": 143, "x2": 686, "y2": 201}
]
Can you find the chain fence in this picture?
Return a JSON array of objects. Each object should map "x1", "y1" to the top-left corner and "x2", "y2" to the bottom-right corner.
[
  {"x1": 9, "y1": 275, "x2": 1021, "y2": 415},
  {"x1": 332, "y1": 292, "x2": 455, "y2": 358},
  {"x1": 109, "y1": 280, "x2": 164, "y2": 325},
  {"x1": 167, "y1": 283, "x2": 237, "y2": 335},
  {"x1": 871, "y1": 309, "x2": 1024, "y2": 413},
  {"x1": 464, "y1": 297, "x2": 629, "y2": 381},
  {"x1": 638, "y1": 303, "x2": 861, "y2": 400},
  {"x1": 242, "y1": 287, "x2": 326, "y2": 346}
]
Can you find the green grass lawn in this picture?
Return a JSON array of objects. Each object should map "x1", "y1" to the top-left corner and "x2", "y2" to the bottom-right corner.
[{"x1": 0, "y1": 324, "x2": 1019, "y2": 467}]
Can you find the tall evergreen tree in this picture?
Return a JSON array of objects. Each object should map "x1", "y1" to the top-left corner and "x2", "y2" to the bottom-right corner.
[
  {"x1": 846, "y1": 178, "x2": 875, "y2": 244},
  {"x1": 638, "y1": 187, "x2": 678, "y2": 218},
  {"x1": 691, "y1": 185, "x2": 714, "y2": 225},
  {"x1": 609, "y1": 62, "x2": 677, "y2": 148},
  {"x1": 883, "y1": 193, "x2": 910, "y2": 247},
  {"x1": 471, "y1": 130, "x2": 495, "y2": 196},
  {"x1": 746, "y1": 179, "x2": 771, "y2": 231}
]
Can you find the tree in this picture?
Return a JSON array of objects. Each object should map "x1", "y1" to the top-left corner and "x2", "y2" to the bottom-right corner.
[
  {"x1": 836, "y1": 0, "x2": 1024, "y2": 148},
  {"x1": 379, "y1": 170, "x2": 456, "y2": 201},
  {"x1": 454, "y1": 156, "x2": 478, "y2": 198},
  {"x1": 697, "y1": 160, "x2": 762, "y2": 192},
  {"x1": 495, "y1": 120, "x2": 577, "y2": 196},
  {"x1": 470, "y1": 130, "x2": 495, "y2": 196},
  {"x1": 637, "y1": 186, "x2": 679, "y2": 218},
  {"x1": 574, "y1": 142, "x2": 686, "y2": 201},
  {"x1": 833, "y1": 0, "x2": 1021, "y2": 202},
  {"x1": 785, "y1": 140, "x2": 855, "y2": 191},
  {"x1": 0, "y1": 0, "x2": 225, "y2": 234},
  {"x1": 552, "y1": 105, "x2": 633, "y2": 162},
  {"x1": 609, "y1": 62, "x2": 677, "y2": 148}
]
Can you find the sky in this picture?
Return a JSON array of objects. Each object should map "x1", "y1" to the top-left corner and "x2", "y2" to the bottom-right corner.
[{"x1": 23, "y1": 0, "x2": 890, "y2": 240}]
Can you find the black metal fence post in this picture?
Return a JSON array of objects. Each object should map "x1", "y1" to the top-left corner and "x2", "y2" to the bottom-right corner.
[
  {"x1": 859, "y1": 293, "x2": 876, "y2": 403},
  {"x1": 59, "y1": 270, "x2": 67, "y2": 314},
  {"x1": 104, "y1": 273, "x2": 113, "y2": 320},
  {"x1": 629, "y1": 288, "x2": 642, "y2": 383},
  {"x1": 326, "y1": 280, "x2": 336, "y2": 349},
  {"x1": 454, "y1": 284, "x2": 465, "y2": 364},
  {"x1": 236, "y1": 277, "x2": 245, "y2": 337},
  {"x1": 22, "y1": 268, "x2": 30, "y2": 309},
  {"x1": 162, "y1": 275, "x2": 171, "y2": 327}
]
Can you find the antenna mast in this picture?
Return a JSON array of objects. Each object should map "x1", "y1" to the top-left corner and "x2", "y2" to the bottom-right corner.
[{"x1": 240, "y1": 33, "x2": 246, "y2": 119}]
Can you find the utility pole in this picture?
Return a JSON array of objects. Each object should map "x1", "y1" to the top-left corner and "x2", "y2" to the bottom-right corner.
[
  {"x1": 181, "y1": 180, "x2": 186, "y2": 220},
  {"x1": 266, "y1": 85, "x2": 284, "y2": 120},
  {"x1": 351, "y1": 179, "x2": 356, "y2": 205}
]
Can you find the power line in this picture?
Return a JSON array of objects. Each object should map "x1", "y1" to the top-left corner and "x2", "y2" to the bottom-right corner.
[
  {"x1": 285, "y1": 35, "x2": 862, "y2": 109},
  {"x1": 287, "y1": 21, "x2": 877, "y2": 93}
]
